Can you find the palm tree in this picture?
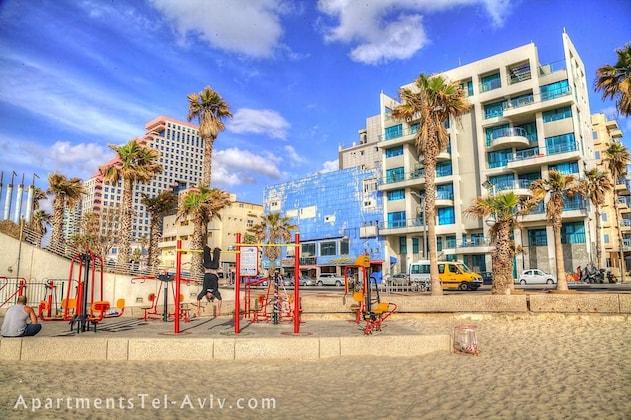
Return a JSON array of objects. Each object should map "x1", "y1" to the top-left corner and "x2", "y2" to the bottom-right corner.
[
  {"x1": 177, "y1": 186, "x2": 232, "y2": 280},
  {"x1": 594, "y1": 43, "x2": 631, "y2": 116},
  {"x1": 391, "y1": 73, "x2": 469, "y2": 295},
  {"x1": 141, "y1": 191, "x2": 178, "y2": 270},
  {"x1": 580, "y1": 168, "x2": 613, "y2": 266},
  {"x1": 247, "y1": 212, "x2": 297, "y2": 277},
  {"x1": 465, "y1": 192, "x2": 532, "y2": 295},
  {"x1": 100, "y1": 138, "x2": 162, "y2": 271},
  {"x1": 187, "y1": 85, "x2": 233, "y2": 187},
  {"x1": 606, "y1": 142, "x2": 631, "y2": 282},
  {"x1": 529, "y1": 170, "x2": 583, "y2": 291},
  {"x1": 47, "y1": 172, "x2": 85, "y2": 252},
  {"x1": 29, "y1": 209, "x2": 51, "y2": 247}
]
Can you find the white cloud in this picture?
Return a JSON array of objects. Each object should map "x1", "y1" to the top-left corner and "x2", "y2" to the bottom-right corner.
[
  {"x1": 213, "y1": 147, "x2": 283, "y2": 187},
  {"x1": 0, "y1": 55, "x2": 152, "y2": 141},
  {"x1": 229, "y1": 108, "x2": 290, "y2": 139},
  {"x1": 317, "y1": 0, "x2": 513, "y2": 64},
  {"x1": 318, "y1": 159, "x2": 339, "y2": 174},
  {"x1": 283, "y1": 145, "x2": 306, "y2": 167},
  {"x1": 0, "y1": 138, "x2": 112, "y2": 181},
  {"x1": 149, "y1": 0, "x2": 290, "y2": 58}
]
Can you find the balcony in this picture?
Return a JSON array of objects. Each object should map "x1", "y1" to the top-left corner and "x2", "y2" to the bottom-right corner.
[
  {"x1": 378, "y1": 169, "x2": 425, "y2": 191},
  {"x1": 506, "y1": 143, "x2": 580, "y2": 172},
  {"x1": 494, "y1": 179, "x2": 533, "y2": 196},
  {"x1": 378, "y1": 126, "x2": 418, "y2": 144},
  {"x1": 444, "y1": 237, "x2": 495, "y2": 255},
  {"x1": 378, "y1": 217, "x2": 429, "y2": 235},
  {"x1": 435, "y1": 191, "x2": 454, "y2": 207},
  {"x1": 621, "y1": 219, "x2": 631, "y2": 232},
  {"x1": 487, "y1": 127, "x2": 530, "y2": 151}
]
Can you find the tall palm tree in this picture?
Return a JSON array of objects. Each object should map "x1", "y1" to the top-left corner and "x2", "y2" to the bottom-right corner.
[
  {"x1": 529, "y1": 170, "x2": 583, "y2": 291},
  {"x1": 465, "y1": 192, "x2": 532, "y2": 295},
  {"x1": 177, "y1": 186, "x2": 232, "y2": 280},
  {"x1": 141, "y1": 190, "x2": 178, "y2": 269},
  {"x1": 606, "y1": 142, "x2": 630, "y2": 282},
  {"x1": 100, "y1": 138, "x2": 162, "y2": 271},
  {"x1": 187, "y1": 85, "x2": 232, "y2": 187},
  {"x1": 580, "y1": 168, "x2": 613, "y2": 266},
  {"x1": 47, "y1": 172, "x2": 85, "y2": 252},
  {"x1": 247, "y1": 212, "x2": 297, "y2": 277},
  {"x1": 594, "y1": 43, "x2": 631, "y2": 116},
  {"x1": 391, "y1": 73, "x2": 469, "y2": 295}
]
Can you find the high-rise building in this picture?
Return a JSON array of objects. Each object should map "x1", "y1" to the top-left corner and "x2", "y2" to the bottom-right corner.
[
  {"x1": 342, "y1": 31, "x2": 598, "y2": 277},
  {"x1": 82, "y1": 116, "x2": 205, "y2": 259}
]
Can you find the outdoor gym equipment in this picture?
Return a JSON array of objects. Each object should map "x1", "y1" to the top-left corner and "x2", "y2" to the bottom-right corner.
[
  {"x1": 344, "y1": 255, "x2": 397, "y2": 335},
  {"x1": 134, "y1": 272, "x2": 193, "y2": 323},
  {"x1": 0, "y1": 277, "x2": 26, "y2": 308}
]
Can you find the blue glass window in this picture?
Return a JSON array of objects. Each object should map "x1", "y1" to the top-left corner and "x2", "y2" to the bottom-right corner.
[
  {"x1": 508, "y1": 93, "x2": 534, "y2": 108},
  {"x1": 561, "y1": 222, "x2": 585, "y2": 244},
  {"x1": 412, "y1": 237, "x2": 419, "y2": 254},
  {"x1": 385, "y1": 124, "x2": 403, "y2": 140},
  {"x1": 543, "y1": 106, "x2": 572, "y2": 122},
  {"x1": 446, "y1": 236, "x2": 457, "y2": 248},
  {"x1": 517, "y1": 121, "x2": 538, "y2": 142},
  {"x1": 485, "y1": 124, "x2": 510, "y2": 146},
  {"x1": 484, "y1": 101, "x2": 506, "y2": 119},
  {"x1": 528, "y1": 229, "x2": 547, "y2": 246},
  {"x1": 387, "y1": 211, "x2": 406, "y2": 228},
  {"x1": 437, "y1": 207, "x2": 455, "y2": 225},
  {"x1": 436, "y1": 184, "x2": 454, "y2": 200},
  {"x1": 487, "y1": 149, "x2": 513, "y2": 169},
  {"x1": 545, "y1": 133, "x2": 576, "y2": 155},
  {"x1": 436, "y1": 161, "x2": 452, "y2": 177},
  {"x1": 480, "y1": 73, "x2": 501, "y2": 92},
  {"x1": 387, "y1": 190, "x2": 405, "y2": 200},
  {"x1": 385, "y1": 145, "x2": 404, "y2": 158},
  {"x1": 540, "y1": 80, "x2": 570, "y2": 101},
  {"x1": 385, "y1": 167, "x2": 405, "y2": 183},
  {"x1": 549, "y1": 161, "x2": 579, "y2": 175},
  {"x1": 399, "y1": 236, "x2": 407, "y2": 254}
]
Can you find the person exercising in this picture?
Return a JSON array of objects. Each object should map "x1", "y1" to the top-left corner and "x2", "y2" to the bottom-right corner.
[{"x1": 197, "y1": 246, "x2": 222, "y2": 316}]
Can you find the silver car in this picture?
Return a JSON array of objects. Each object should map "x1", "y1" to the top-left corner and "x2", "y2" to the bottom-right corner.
[
  {"x1": 316, "y1": 273, "x2": 344, "y2": 286},
  {"x1": 518, "y1": 269, "x2": 556, "y2": 285}
]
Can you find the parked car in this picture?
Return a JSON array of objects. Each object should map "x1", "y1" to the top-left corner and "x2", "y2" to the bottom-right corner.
[
  {"x1": 481, "y1": 272, "x2": 493, "y2": 285},
  {"x1": 517, "y1": 269, "x2": 556, "y2": 285},
  {"x1": 386, "y1": 273, "x2": 410, "y2": 286},
  {"x1": 316, "y1": 273, "x2": 344, "y2": 286},
  {"x1": 281, "y1": 275, "x2": 315, "y2": 287},
  {"x1": 242, "y1": 276, "x2": 268, "y2": 286}
]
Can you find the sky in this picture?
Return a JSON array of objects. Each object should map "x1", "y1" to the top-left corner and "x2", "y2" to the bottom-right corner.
[{"x1": 0, "y1": 0, "x2": 630, "y2": 211}]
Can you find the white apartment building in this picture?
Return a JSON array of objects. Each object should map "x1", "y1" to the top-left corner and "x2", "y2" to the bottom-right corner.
[{"x1": 342, "y1": 32, "x2": 598, "y2": 277}]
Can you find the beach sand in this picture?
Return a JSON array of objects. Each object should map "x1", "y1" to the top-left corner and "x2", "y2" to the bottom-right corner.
[{"x1": 0, "y1": 316, "x2": 629, "y2": 419}]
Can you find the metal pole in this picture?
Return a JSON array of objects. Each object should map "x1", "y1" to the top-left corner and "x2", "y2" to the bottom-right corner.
[
  {"x1": 293, "y1": 232, "x2": 300, "y2": 334},
  {"x1": 174, "y1": 239, "x2": 182, "y2": 334},
  {"x1": 234, "y1": 233, "x2": 241, "y2": 334}
]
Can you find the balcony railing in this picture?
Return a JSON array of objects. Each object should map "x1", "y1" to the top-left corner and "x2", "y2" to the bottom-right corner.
[
  {"x1": 378, "y1": 126, "x2": 418, "y2": 142},
  {"x1": 494, "y1": 179, "x2": 532, "y2": 193}
]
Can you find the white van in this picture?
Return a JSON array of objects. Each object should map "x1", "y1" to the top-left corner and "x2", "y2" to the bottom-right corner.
[{"x1": 409, "y1": 260, "x2": 483, "y2": 291}]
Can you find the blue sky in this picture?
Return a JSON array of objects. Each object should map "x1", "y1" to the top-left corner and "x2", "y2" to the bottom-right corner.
[{"x1": 0, "y1": 0, "x2": 630, "y2": 209}]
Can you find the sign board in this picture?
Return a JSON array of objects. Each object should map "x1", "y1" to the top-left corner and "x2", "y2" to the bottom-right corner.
[{"x1": 239, "y1": 246, "x2": 259, "y2": 276}]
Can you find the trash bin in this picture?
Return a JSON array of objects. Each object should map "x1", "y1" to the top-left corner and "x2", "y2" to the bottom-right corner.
[{"x1": 453, "y1": 325, "x2": 479, "y2": 355}]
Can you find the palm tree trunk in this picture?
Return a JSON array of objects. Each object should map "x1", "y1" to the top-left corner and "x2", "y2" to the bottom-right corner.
[
  {"x1": 553, "y1": 216, "x2": 568, "y2": 290},
  {"x1": 117, "y1": 179, "x2": 133, "y2": 272},
  {"x1": 613, "y1": 197, "x2": 626, "y2": 283},
  {"x1": 190, "y1": 219, "x2": 204, "y2": 281},
  {"x1": 424, "y1": 149, "x2": 442, "y2": 296},
  {"x1": 594, "y1": 208, "x2": 603, "y2": 266},
  {"x1": 202, "y1": 138, "x2": 214, "y2": 187}
]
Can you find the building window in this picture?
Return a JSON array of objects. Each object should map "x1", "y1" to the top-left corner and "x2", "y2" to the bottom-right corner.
[
  {"x1": 528, "y1": 229, "x2": 547, "y2": 246},
  {"x1": 483, "y1": 101, "x2": 506, "y2": 119},
  {"x1": 385, "y1": 124, "x2": 403, "y2": 140},
  {"x1": 320, "y1": 241, "x2": 337, "y2": 256},
  {"x1": 545, "y1": 133, "x2": 576, "y2": 155},
  {"x1": 301, "y1": 243, "x2": 316, "y2": 257},
  {"x1": 385, "y1": 145, "x2": 404, "y2": 158},
  {"x1": 435, "y1": 161, "x2": 452, "y2": 177},
  {"x1": 549, "y1": 161, "x2": 579, "y2": 175},
  {"x1": 340, "y1": 239, "x2": 349, "y2": 255},
  {"x1": 602, "y1": 213, "x2": 607, "y2": 222},
  {"x1": 437, "y1": 207, "x2": 455, "y2": 225},
  {"x1": 436, "y1": 184, "x2": 454, "y2": 200},
  {"x1": 561, "y1": 222, "x2": 585, "y2": 244},
  {"x1": 487, "y1": 149, "x2": 512, "y2": 169},
  {"x1": 480, "y1": 72, "x2": 501, "y2": 92},
  {"x1": 412, "y1": 237, "x2": 419, "y2": 254},
  {"x1": 399, "y1": 236, "x2": 407, "y2": 254},
  {"x1": 385, "y1": 167, "x2": 405, "y2": 183},
  {"x1": 604, "y1": 234, "x2": 610, "y2": 244},
  {"x1": 387, "y1": 190, "x2": 405, "y2": 201},
  {"x1": 543, "y1": 106, "x2": 572, "y2": 122},
  {"x1": 387, "y1": 211, "x2": 406, "y2": 228},
  {"x1": 540, "y1": 79, "x2": 570, "y2": 101}
]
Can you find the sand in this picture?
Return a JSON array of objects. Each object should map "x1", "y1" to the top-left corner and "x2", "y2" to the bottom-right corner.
[{"x1": 0, "y1": 316, "x2": 629, "y2": 419}]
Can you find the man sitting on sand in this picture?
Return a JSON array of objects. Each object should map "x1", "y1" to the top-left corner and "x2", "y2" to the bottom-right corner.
[
  {"x1": 1, "y1": 295, "x2": 42, "y2": 337},
  {"x1": 197, "y1": 246, "x2": 222, "y2": 316}
]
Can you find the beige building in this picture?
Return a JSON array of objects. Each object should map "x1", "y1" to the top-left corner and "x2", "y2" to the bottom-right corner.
[
  {"x1": 592, "y1": 112, "x2": 629, "y2": 275},
  {"x1": 159, "y1": 195, "x2": 263, "y2": 279}
]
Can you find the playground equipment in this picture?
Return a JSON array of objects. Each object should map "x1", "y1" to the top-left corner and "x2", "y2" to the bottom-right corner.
[
  {"x1": 133, "y1": 272, "x2": 194, "y2": 323},
  {"x1": 62, "y1": 251, "x2": 125, "y2": 333},
  {"x1": 246, "y1": 273, "x2": 300, "y2": 324},
  {"x1": 38, "y1": 279, "x2": 76, "y2": 321},
  {"x1": 0, "y1": 277, "x2": 26, "y2": 308},
  {"x1": 345, "y1": 255, "x2": 397, "y2": 335}
]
